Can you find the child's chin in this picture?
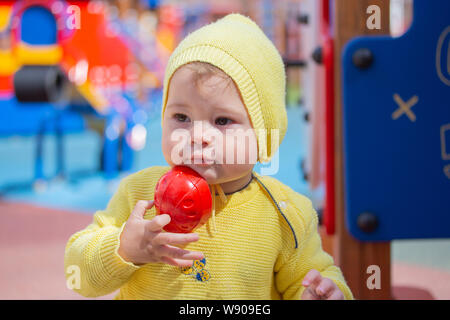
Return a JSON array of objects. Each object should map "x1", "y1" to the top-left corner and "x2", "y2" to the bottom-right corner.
[{"x1": 185, "y1": 164, "x2": 219, "y2": 183}]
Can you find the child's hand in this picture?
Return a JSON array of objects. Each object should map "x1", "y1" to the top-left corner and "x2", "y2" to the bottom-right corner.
[
  {"x1": 117, "y1": 200, "x2": 204, "y2": 267},
  {"x1": 301, "y1": 269, "x2": 345, "y2": 300}
]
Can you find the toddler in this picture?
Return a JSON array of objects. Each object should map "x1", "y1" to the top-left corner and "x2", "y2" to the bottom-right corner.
[{"x1": 64, "y1": 14, "x2": 353, "y2": 300}]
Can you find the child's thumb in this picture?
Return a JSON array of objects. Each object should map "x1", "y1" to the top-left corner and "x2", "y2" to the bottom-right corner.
[
  {"x1": 146, "y1": 214, "x2": 171, "y2": 232},
  {"x1": 130, "y1": 200, "x2": 154, "y2": 220}
]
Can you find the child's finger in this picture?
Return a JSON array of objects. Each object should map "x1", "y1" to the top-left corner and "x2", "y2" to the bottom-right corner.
[
  {"x1": 315, "y1": 278, "x2": 336, "y2": 298},
  {"x1": 156, "y1": 244, "x2": 204, "y2": 261},
  {"x1": 152, "y1": 232, "x2": 200, "y2": 246},
  {"x1": 302, "y1": 269, "x2": 322, "y2": 289},
  {"x1": 302, "y1": 287, "x2": 322, "y2": 300},
  {"x1": 146, "y1": 214, "x2": 171, "y2": 232},
  {"x1": 130, "y1": 200, "x2": 154, "y2": 219},
  {"x1": 160, "y1": 256, "x2": 194, "y2": 268}
]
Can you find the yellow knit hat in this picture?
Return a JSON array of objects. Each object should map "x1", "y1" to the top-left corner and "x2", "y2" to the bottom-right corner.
[{"x1": 161, "y1": 13, "x2": 287, "y2": 163}]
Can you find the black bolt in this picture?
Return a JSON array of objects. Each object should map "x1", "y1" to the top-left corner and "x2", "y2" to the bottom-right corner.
[
  {"x1": 352, "y1": 48, "x2": 374, "y2": 69},
  {"x1": 303, "y1": 171, "x2": 309, "y2": 182},
  {"x1": 357, "y1": 212, "x2": 378, "y2": 233},
  {"x1": 304, "y1": 111, "x2": 310, "y2": 122},
  {"x1": 297, "y1": 14, "x2": 309, "y2": 24},
  {"x1": 299, "y1": 158, "x2": 309, "y2": 182},
  {"x1": 284, "y1": 59, "x2": 307, "y2": 68},
  {"x1": 312, "y1": 46, "x2": 323, "y2": 65},
  {"x1": 317, "y1": 208, "x2": 323, "y2": 225}
]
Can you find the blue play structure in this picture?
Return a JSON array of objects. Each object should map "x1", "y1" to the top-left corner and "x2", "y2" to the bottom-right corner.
[
  {"x1": 0, "y1": 1, "x2": 158, "y2": 191},
  {"x1": 342, "y1": 0, "x2": 450, "y2": 241},
  {"x1": 21, "y1": 5, "x2": 57, "y2": 45},
  {"x1": 0, "y1": 3, "x2": 85, "y2": 185}
]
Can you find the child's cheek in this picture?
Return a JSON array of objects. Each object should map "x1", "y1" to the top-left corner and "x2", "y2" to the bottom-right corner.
[
  {"x1": 226, "y1": 133, "x2": 257, "y2": 165},
  {"x1": 222, "y1": 134, "x2": 237, "y2": 164},
  {"x1": 161, "y1": 130, "x2": 180, "y2": 166}
]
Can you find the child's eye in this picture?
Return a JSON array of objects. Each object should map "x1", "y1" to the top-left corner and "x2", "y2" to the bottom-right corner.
[
  {"x1": 215, "y1": 117, "x2": 232, "y2": 126},
  {"x1": 174, "y1": 113, "x2": 189, "y2": 122}
]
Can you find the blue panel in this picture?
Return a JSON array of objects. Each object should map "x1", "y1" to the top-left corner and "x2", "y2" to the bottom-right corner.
[
  {"x1": 0, "y1": 98, "x2": 85, "y2": 135},
  {"x1": 21, "y1": 6, "x2": 57, "y2": 45},
  {"x1": 342, "y1": 0, "x2": 450, "y2": 241},
  {"x1": 145, "y1": 0, "x2": 160, "y2": 10}
]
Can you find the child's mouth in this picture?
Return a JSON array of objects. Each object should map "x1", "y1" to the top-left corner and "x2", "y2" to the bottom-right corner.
[{"x1": 190, "y1": 155, "x2": 215, "y2": 166}]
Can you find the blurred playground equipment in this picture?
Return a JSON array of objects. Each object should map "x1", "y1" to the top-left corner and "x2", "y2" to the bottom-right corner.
[
  {"x1": 298, "y1": 0, "x2": 450, "y2": 299},
  {"x1": 0, "y1": 0, "x2": 307, "y2": 191},
  {"x1": 0, "y1": 0, "x2": 186, "y2": 190}
]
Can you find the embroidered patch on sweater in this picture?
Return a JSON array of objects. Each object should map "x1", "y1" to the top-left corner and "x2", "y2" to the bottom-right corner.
[{"x1": 180, "y1": 258, "x2": 211, "y2": 282}]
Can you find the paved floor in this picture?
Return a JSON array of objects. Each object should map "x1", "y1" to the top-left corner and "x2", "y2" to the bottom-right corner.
[
  {"x1": 1, "y1": 200, "x2": 449, "y2": 300},
  {"x1": 0, "y1": 201, "x2": 116, "y2": 300}
]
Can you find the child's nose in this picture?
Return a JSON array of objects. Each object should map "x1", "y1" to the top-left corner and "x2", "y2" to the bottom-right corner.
[
  {"x1": 190, "y1": 121, "x2": 214, "y2": 147},
  {"x1": 191, "y1": 137, "x2": 209, "y2": 148},
  {"x1": 191, "y1": 133, "x2": 210, "y2": 148}
]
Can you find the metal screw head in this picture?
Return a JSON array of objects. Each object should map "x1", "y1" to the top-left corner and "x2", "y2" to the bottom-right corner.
[
  {"x1": 304, "y1": 111, "x2": 310, "y2": 122},
  {"x1": 297, "y1": 14, "x2": 309, "y2": 24},
  {"x1": 312, "y1": 46, "x2": 323, "y2": 65},
  {"x1": 352, "y1": 48, "x2": 374, "y2": 69},
  {"x1": 357, "y1": 212, "x2": 378, "y2": 233}
]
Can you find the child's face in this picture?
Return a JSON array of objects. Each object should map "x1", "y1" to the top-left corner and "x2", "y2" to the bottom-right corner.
[{"x1": 162, "y1": 64, "x2": 257, "y2": 185}]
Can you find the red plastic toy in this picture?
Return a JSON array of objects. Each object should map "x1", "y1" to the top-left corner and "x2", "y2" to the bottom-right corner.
[{"x1": 154, "y1": 166, "x2": 212, "y2": 233}]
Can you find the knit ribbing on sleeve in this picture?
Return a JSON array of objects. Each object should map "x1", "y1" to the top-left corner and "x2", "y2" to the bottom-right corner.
[
  {"x1": 274, "y1": 187, "x2": 354, "y2": 300},
  {"x1": 99, "y1": 223, "x2": 140, "y2": 278},
  {"x1": 64, "y1": 176, "x2": 140, "y2": 298}
]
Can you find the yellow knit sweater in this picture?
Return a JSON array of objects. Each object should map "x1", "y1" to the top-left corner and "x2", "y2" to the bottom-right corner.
[{"x1": 64, "y1": 166, "x2": 353, "y2": 300}]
